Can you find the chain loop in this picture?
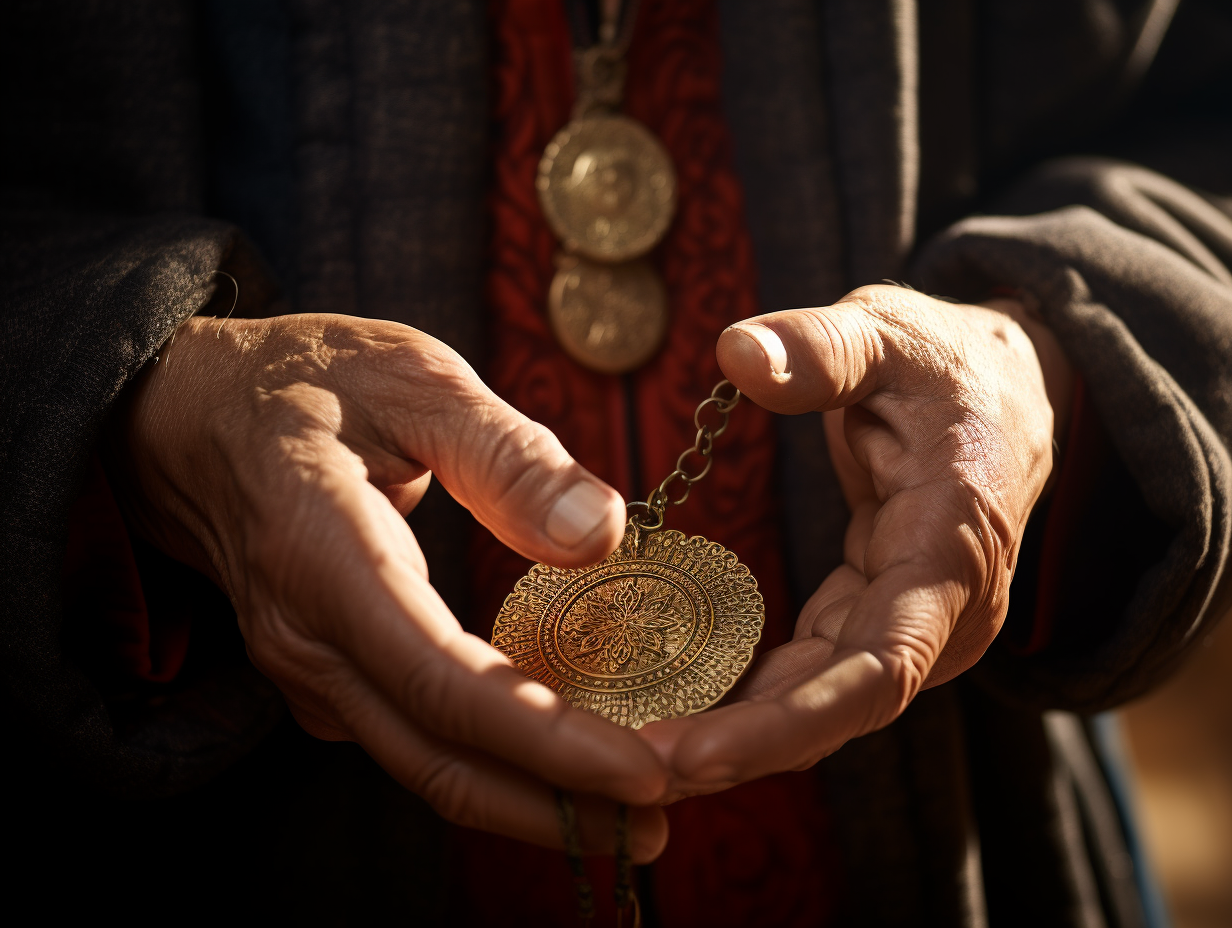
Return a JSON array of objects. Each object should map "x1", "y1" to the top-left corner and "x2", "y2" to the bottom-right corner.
[
  {"x1": 628, "y1": 380, "x2": 741, "y2": 531},
  {"x1": 674, "y1": 445, "x2": 713, "y2": 483},
  {"x1": 625, "y1": 499, "x2": 664, "y2": 532}
]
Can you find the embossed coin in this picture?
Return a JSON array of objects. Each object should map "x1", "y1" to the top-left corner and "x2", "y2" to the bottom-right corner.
[
  {"x1": 492, "y1": 526, "x2": 765, "y2": 729},
  {"x1": 548, "y1": 256, "x2": 669, "y2": 374},
  {"x1": 537, "y1": 115, "x2": 677, "y2": 262}
]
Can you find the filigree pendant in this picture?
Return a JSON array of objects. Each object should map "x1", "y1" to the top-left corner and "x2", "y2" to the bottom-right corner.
[{"x1": 492, "y1": 523, "x2": 764, "y2": 729}]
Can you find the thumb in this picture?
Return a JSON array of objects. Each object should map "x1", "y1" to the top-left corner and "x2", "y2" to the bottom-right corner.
[
  {"x1": 382, "y1": 343, "x2": 626, "y2": 569},
  {"x1": 717, "y1": 285, "x2": 925, "y2": 415}
]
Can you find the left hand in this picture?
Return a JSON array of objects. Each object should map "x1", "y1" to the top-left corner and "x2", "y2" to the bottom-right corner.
[{"x1": 638, "y1": 284, "x2": 1073, "y2": 799}]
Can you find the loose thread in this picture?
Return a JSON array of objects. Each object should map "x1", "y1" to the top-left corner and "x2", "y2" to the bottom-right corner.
[
  {"x1": 213, "y1": 270, "x2": 240, "y2": 337},
  {"x1": 881, "y1": 278, "x2": 960, "y2": 303},
  {"x1": 151, "y1": 269, "x2": 240, "y2": 367}
]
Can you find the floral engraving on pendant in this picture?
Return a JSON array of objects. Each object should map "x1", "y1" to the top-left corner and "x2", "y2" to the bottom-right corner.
[
  {"x1": 559, "y1": 577, "x2": 688, "y2": 675},
  {"x1": 491, "y1": 527, "x2": 765, "y2": 728}
]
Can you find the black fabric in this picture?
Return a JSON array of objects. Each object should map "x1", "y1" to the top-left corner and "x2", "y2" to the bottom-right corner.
[
  {"x1": 200, "y1": 0, "x2": 298, "y2": 289},
  {"x1": 5, "y1": 714, "x2": 449, "y2": 924},
  {"x1": 0, "y1": 206, "x2": 286, "y2": 797},
  {"x1": 3, "y1": 0, "x2": 1231, "y2": 925},
  {"x1": 916, "y1": 158, "x2": 1232, "y2": 711},
  {"x1": 280, "y1": 0, "x2": 490, "y2": 360},
  {"x1": 822, "y1": 685, "x2": 987, "y2": 927}
]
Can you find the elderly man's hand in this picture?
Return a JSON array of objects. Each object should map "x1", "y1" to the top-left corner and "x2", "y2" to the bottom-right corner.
[
  {"x1": 639, "y1": 284, "x2": 1072, "y2": 798},
  {"x1": 107, "y1": 313, "x2": 669, "y2": 860}
]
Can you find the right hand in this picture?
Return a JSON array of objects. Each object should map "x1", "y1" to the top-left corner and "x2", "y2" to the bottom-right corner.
[{"x1": 106, "y1": 313, "x2": 670, "y2": 860}]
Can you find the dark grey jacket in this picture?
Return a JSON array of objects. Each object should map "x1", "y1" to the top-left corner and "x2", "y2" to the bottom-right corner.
[{"x1": 3, "y1": 1, "x2": 1230, "y2": 925}]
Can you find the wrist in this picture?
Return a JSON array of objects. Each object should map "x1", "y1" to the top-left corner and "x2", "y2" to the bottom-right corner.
[
  {"x1": 981, "y1": 296, "x2": 1074, "y2": 441},
  {"x1": 101, "y1": 316, "x2": 248, "y2": 589},
  {"x1": 980, "y1": 295, "x2": 1075, "y2": 493}
]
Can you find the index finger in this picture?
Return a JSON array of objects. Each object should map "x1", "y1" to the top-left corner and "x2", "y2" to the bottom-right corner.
[{"x1": 306, "y1": 470, "x2": 670, "y2": 807}]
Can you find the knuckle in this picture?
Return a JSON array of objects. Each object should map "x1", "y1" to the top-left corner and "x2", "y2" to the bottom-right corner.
[
  {"x1": 400, "y1": 660, "x2": 462, "y2": 737},
  {"x1": 839, "y1": 283, "x2": 921, "y2": 326},
  {"x1": 800, "y1": 309, "x2": 870, "y2": 404},
  {"x1": 392, "y1": 335, "x2": 478, "y2": 396},
  {"x1": 380, "y1": 344, "x2": 486, "y2": 436},
  {"x1": 287, "y1": 701, "x2": 351, "y2": 742},
  {"x1": 837, "y1": 285, "x2": 948, "y2": 378},
  {"x1": 987, "y1": 311, "x2": 1036, "y2": 359},
  {"x1": 874, "y1": 644, "x2": 930, "y2": 724},
  {"x1": 482, "y1": 417, "x2": 565, "y2": 506},
  {"x1": 1038, "y1": 156, "x2": 1133, "y2": 201},
  {"x1": 916, "y1": 483, "x2": 1000, "y2": 599},
  {"x1": 343, "y1": 329, "x2": 489, "y2": 440},
  {"x1": 239, "y1": 601, "x2": 309, "y2": 675},
  {"x1": 240, "y1": 605, "x2": 369, "y2": 725},
  {"x1": 415, "y1": 753, "x2": 477, "y2": 825},
  {"x1": 933, "y1": 480, "x2": 1015, "y2": 633},
  {"x1": 840, "y1": 283, "x2": 901, "y2": 308},
  {"x1": 955, "y1": 480, "x2": 1016, "y2": 579}
]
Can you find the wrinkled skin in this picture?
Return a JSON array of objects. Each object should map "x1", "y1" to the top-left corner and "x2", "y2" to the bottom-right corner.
[
  {"x1": 637, "y1": 285, "x2": 1072, "y2": 800},
  {"x1": 107, "y1": 314, "x2": 670, "y2": 861},
  {"x1": 108, "y1": 282, "x2": 1069, "y2": 859}
]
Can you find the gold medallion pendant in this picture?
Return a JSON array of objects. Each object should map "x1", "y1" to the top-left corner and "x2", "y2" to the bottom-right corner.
[
  {"x1": 493, "y1": 382, "x2": 764, "y2": 728},
  {"x1": 493, "y1": 524, "x2": 763, "y2": 728},
  {"x1": 547, "y1": 255, "x2": 669, "y2": 375},
  {"x1": 535, "y1": 9, "x2": 677, "y2": 376},
  {"x1": 537, "y1": 115, "x2": 677, "y2": 263}
]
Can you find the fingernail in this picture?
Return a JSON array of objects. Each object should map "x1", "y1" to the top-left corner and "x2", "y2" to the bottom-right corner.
[
  {"x1": 731, "y1": 324, "x2": 788, "y2": 374},
  {"x1": 546, "y1": 482, "x2": 611, "y2": 547}
]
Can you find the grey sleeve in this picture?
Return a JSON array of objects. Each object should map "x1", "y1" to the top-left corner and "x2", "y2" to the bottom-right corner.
[
  {"x1": 0, "y1": 207, "x2": 284, "y2": 797},
  {"x1": 913, "y1": 156, "x2": 1232, "y2": 712}
]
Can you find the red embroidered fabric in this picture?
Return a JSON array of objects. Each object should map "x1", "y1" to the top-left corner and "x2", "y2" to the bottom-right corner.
[{"x1": 461, "y1": 1, "x2": 839, "y2": 924}]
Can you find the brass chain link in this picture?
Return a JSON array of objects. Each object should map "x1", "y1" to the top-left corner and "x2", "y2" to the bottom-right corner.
[{"x1": 627, "y1": 380, "x2": 741, "y2": 532}]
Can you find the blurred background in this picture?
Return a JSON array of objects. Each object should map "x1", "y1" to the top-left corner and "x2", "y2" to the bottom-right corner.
[{"x1": 1120, "y1": 616, "x2": 1232, "y2": 928}]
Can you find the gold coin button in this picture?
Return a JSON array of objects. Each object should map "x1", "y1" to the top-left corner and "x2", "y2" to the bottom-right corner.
[{"x1": 537, "y1": 115, "x2": 677, "y2": 263}]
